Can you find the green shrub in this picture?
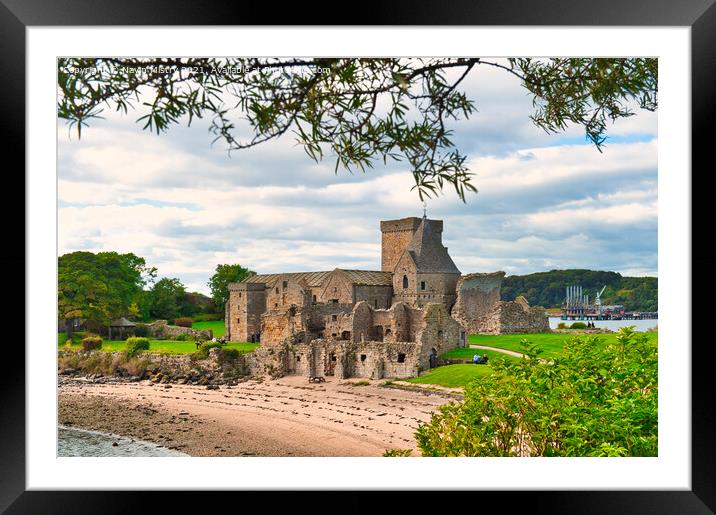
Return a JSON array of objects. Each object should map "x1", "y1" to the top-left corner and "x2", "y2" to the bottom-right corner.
[
  {"x1": 134, "y1": 323, "x2": 149, "y2": 337},
  {"x1": 218, "y1": 348, "x2": 241, "y2": 365},
  {"x1": 81, "y1": 335, "x2": 102, "y2": 351},
  {"x1": 174, "y1": 317, "x2": 193, "y2": 328},
  {"x1": 193, "y1": 341, "x2": 223, "y2": 360},
  {"x1": 557, "y1": 322, "x2": 567, "y2": 329},
  {"x1": 383, "y1": 449, "x2": 412, "y2": 457},
  {"x1": 126, "y1": 337, "x2": 150, "y2": 357},
  {"x1": 175, "y1": 333, "x2": 189, "y2": 341},
  {"x1": 570, "y1": 322, "x2": 587, "y2": 329}
]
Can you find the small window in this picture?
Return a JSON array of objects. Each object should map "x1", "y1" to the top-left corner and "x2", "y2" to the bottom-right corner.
[
  {"x1": 332, "y1": 314, "x2": 337, "y2": 322},
  {"x1": 334, "y1": 287, "x2": 337, "y2": 293},
  {"x1": 331, "y1": 299, "x2": 338, "y2": 304},
  {"x1": 330, "y1": 353, "x2": 337, "y2": 361},
  {"x1": 374, "y1": 299, "x2": 377, "y2": 308},
  {"x1": 360, "y1": 354, "x2": 367, "y2": 362},
  {"x1": 296, "y1": 355, "x2": 301, "y2": 362},
  {"x1": 421, "y1": 281, "x2": 426, "y2": 290},
  {"x1": 397, "y1": 353, "x2": 406, "y2": 363},
  {"x1": 438, "y1": 330, "x2": 443, "y2": 338},
  {"x1": 403, "y1": 275, "x2": 408, "y2": 288},
  {"x1": 313, "y1": 295, "x2": 317, "y2": 302},
  {"x1": 331, "y1": 333, "x2": 337, "y2": 337},
  {"x1": 283, "y1": 280, "x2": 288, "y2": 289},
  {"x1": 239, "y1": 292, "x2": 242, "y2": 298},
  {"x1": 275, "y1": 287, "x2": 279, "y2": 294},
  {"x1": 274, "y1": 303, "x2": 278, "y2": 308},
  {"x1": 237, "y1": 318, "x2": 240, "y2": 324}
]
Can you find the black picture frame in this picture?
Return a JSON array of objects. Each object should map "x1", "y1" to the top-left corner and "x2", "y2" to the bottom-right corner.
[{"x1": 3, "y1": 0, "x2": 714, "y2": 512}]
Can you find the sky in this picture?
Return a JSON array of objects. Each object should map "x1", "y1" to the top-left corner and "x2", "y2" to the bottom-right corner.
[{"x1": 58, "y1": 60, "x2": 658, "y2": 296}]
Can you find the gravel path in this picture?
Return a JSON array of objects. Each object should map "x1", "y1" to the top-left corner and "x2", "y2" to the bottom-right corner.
[{"x1": 469, "y1": 344, "x2": 526, "y2": 358}]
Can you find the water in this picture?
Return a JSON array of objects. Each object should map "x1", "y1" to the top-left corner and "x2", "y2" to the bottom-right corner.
[
  {"x1": 58, "y1": 425, "x2": 188, "y2": 457},
  {"x1": 548, "y1": 317, "x2": 657, "y2": 332}
]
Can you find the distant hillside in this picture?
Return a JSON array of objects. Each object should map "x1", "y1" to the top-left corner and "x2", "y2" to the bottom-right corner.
[{"x1": 501, "y1": 269, "x2": 658, "y2": 312}]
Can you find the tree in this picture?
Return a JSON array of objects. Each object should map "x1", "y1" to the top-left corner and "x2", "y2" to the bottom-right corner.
[
  {"x1": 208, "y1": 264, "x2": 255, "y2": 312},
  {"x1": 57, "y1": 58, "x2": 657, "y2": 201},
  {"x1": 147, "y1": 277, "x2": 187, "y2": 320},
  {"x1": 415, "y1": 327, "x2": 657, "y2": 457},
  {"x1": 58, "y1": 251, "x2": 156, "y2": 327}
]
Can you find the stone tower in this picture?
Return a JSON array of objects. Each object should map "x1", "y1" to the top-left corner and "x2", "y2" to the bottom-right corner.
[{"x1": 226, "y1": 282, "x2": 266, "y2": 342}]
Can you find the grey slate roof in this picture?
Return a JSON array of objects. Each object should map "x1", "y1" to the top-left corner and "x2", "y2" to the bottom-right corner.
[
  {"x1": 405, "y1": 217, "x2": 461, "y2": 274},
  {"x1": 241, "y1": 268, "x2": 393, "y2": 288},
  {"x1": 110, "y1": 317, "x2": 136, "y2": 327}
]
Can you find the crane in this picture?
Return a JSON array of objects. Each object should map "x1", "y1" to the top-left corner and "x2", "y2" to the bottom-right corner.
[{"x1": 595, "y1": 285, "x2": 606, "y2": 318}]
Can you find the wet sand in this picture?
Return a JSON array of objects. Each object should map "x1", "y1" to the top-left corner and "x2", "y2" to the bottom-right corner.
[{"x1": 58, "y1": 376, "x2": 460, "y2": 456}]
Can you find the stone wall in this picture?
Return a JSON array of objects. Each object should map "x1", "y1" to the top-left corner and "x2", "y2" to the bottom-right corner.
[
  {"x1": 451, "y1": 272, "x2": 505, "y2": 333},
  {"x1": 353, "y1": 284, "x2": 393, "y2": 310},
  {"x1": 226, "y1": 282, "x2": 266, "y2": 342},
  {"x1": 478, "y1": 297, "x2": 551, "y2": 334},
  {"x1": 147, "y1": 320, "x2": 213, "y2": 340}
]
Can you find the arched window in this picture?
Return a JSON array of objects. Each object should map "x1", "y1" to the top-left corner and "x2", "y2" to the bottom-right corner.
[{"x1": 403, "y1": 275, "x2": 409, "y2": 288}]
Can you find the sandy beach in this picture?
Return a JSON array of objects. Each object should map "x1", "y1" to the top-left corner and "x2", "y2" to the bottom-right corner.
[{"x1": 58, "y1": 376, "x2": 460, "y2": 456}]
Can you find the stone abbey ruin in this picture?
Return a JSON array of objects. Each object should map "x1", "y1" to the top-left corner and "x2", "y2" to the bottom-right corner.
[{"x1": 225, "y1": 216, "x2": 549, "y2": 380}]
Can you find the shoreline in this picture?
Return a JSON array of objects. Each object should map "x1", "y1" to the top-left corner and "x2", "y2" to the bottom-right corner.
[{"x1": 59, "y1": 375, "x2": 456, "y2": 457}]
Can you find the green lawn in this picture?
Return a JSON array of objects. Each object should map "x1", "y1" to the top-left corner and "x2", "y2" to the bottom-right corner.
[
  {"x1": 403, "y1": 364, "x2": 494, "y2": 388},
  {"x1": 58, "y1": 331, "x2": 258, "y2": 355},
  {"x1": 192, "y1": 319, "x2": 225, "y2": 337},
  {"x1": 467, "y1": 332, "x2": 658, "y2": 359}
]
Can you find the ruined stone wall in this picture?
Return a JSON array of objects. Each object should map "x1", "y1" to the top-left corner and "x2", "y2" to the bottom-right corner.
[
  {"x1": 265, "y1": 275, "x2": 311, "y2": 310},
  {"x1": 147, "y1": 320, "x2": 213, "y2": 340},
  {"x1": 353, "y1": 284, "x2": 393, "y2": 310},
  {"x1": 317, "y1": 271, "x2": 354, "y2": 304},
  {"x1": 392, "y1": 251, "x2": 418, "y2": 306},
  {"x1": 451, "y1": 272, "x2": 505, "y2": 334},
  {"x1": 415, "y1": 303, "x2": 465, "y2": 367},
  {"x1": 260, "y1": 306, "x2": 309, "y2": 346},
  {"x1": 381, "y1": 217, "x2": 422, "y2": 272},
  {"x1": 479, "y1": 298, "x2": 551, "y2": 334}
]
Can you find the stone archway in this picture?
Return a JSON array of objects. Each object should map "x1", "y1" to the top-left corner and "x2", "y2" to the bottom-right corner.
[{"x1": 429, "y1": 347, "x2": 438, "y2": 369}]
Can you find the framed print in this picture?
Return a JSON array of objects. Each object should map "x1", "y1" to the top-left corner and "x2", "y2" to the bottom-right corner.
[{"x1": 4, "y1": 0, "x2": 715, "y2": 512}]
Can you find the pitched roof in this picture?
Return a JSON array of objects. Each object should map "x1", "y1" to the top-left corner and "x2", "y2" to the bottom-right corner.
[
  {"x1": 240, "y1": 269, "x2": 393, "y2": 288},
  {"x1": 405, "y1": 217, "x2": 461, "y2": 274},
  {"x1": 243, "y1": 271, "x2": 333, "y2": 288},
  {"x1": 110, "y1": 317, "x2": 136, "y2": 327},
  {"x1": 335, "y1": 269, "x2": 393, "y2": 286}
]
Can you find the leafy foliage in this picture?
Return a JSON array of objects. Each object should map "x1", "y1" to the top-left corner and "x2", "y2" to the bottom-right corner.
[
  {"x1": 126, "y1": 336, "x2": 150, "y2": 357},
  {"x1": 147, "y1": 277, "x2": 189, "y2": 320},
  {"x1": 58, "y1": 251, "x2": 156, "y2": 325},
  {"x1": 415, "y1": 327, "x2": 657, "y2": 457},
  {"x1": 208, "y1": 264, "x2": 255, "y2": 311},
  {"x1": 81, "y1": 335, "x2": 102, "y2": 351},
  {"x1": 501, "y1": 269, "x2": 657, "y2": 311},
  {"x1": 57, "y1": 58, "x2": 657, "y2": 201}
]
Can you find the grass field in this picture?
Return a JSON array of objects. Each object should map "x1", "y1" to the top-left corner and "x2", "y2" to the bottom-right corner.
[
  {"x1": 467, "y1": 332, "x2": 658, "y2": 358},
  {"x1": 439, "y1": 348, "x2": 521, "y2": 362},
  {"x1": 58, "y1": 331, "x2": 257, "y2": 355},
  {"x1": 403, "y1": 364, "x2": 494, "y2": 388},
  {"x1": 192, "y1": 319, "x2": 225, "y2": 337}
]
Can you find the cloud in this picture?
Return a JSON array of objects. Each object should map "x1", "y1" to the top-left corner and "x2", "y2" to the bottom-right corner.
[{"x1": 57, "y1": 60, "x2": 658, "y2": 294}]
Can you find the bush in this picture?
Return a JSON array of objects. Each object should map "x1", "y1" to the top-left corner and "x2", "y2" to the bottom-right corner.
[
  {"x1": 174, "y1": 317, "x2": 193, "y2": 328},
  {"x1": 134, "y1": 323, "x2": 149, "y2": 337},
  {"x1": 193, "y1": 341, "x2": 223, "y2": 360},
  {"x1": 570, "y1": 322, "x2": 587, "y2": 329},
  {"x1": 383, "y1": 449, "x2": 412, "y2": 457},
  {"x1": 81, "y1": 335, "x2": 102, "y2": 351},
  {"x1": 126, "y1": 337, "x2": 150, "y2": 357},
  {"x1": 557, "y1": 322, "x2": 567, "y2": 329},
  {"x1": 175, "y1": 333, "x2": 191, "y2": 341}
]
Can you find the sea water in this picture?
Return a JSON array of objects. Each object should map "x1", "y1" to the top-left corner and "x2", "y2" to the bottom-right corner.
[
  {"x1": 548, "y1": 317, "x2": 657, "y2": 332},
  {"x1": 58, "y1": 425, "x2": 188, "y2": 457}
]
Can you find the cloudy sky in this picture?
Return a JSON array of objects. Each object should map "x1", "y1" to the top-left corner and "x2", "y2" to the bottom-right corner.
[{"x1": 58, "y1": 60, "x2": 658, "y2": 295}]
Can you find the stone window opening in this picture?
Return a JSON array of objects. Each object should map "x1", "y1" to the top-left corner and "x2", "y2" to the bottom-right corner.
[
  {"x1": 236, "y1": 318, "x2": 240, "y2": 324},
  {"x1": 385, "y1": 328, "x2": 392, "y2": 336},
  {"x1": 332, "y1": 314, "x2": 337, "y2": 322},
  {"x1": 275, "y1": 287, "x2": 279, "y2": 294},
  {"x1": 313, "y1": 295, "x2": 317, "y2": 303},
  {"x1": 403, "y1": 275, "x2": 408, "y2": 288},
  {"x1": 421, "y1": 281, "x2": 426, "y2": 290},
  {"x1": 274, "y1": 303, "x2": 278, "y2": 308},
  {"x1": 374, "y1": 299, "x2": 378, "y2": 309},
  {"x1": 283, "y1": 280, "x2": 288, "y2": 289},
  {"x1": 341, "y1": 330, "x2": 351, "y2": 340},
  {"x1": 331, "y1": 333, "x2": 337, "y2": 338},
  {"x1": 397, "y1": 353, "x2": 406, "y2": 363},
  {"x1": 438, "y1": 330, "x2": 443, "y2": 338},
  {"x1": 296, "y1": 355, "x2": 301, "y2": 362},
  {"x1": 360, "y1": 354, "x2": 367, "y2": 362},
  {"x1": 330, "y1": 353, "x2": 337, "y2": 362},
  {"x1": 239, "y1": 292, "x2": 242, "y2": 298}
]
